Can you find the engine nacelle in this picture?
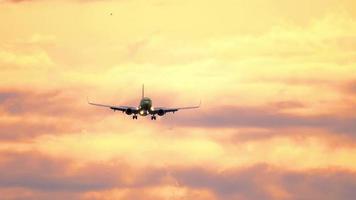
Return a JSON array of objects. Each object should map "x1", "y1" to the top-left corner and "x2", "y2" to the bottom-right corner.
[
  {"x1": 125, "y1": 108, "x2": 133, "y2": 115},
  {"x1": 157, "y1": 109, "x2": 165, "y2": 116}
]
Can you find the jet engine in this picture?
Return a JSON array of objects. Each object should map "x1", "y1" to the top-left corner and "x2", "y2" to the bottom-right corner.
[
  {"x1": 157, "y1": 109, "x2": 165, "y2": 116},
  {"x1": 125, "y1": 108, "x2": 133, "y2": 115}
]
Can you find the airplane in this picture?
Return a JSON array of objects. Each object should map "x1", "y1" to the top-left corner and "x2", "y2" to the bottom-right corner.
[{"x1": 88, "y1": 85, "x2": 200, "y2": 120}]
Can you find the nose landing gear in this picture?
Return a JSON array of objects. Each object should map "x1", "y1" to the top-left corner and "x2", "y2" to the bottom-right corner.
[
  {"x1": 133, "y1": 115, "x2": 138, "y2": 120},
  {"x1": 151, "y1": 115, "x2": 156, "y2": 120}
]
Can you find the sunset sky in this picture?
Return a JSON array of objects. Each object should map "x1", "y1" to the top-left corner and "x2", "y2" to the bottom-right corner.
[{"x1": 0, "y1": 0, "x2": 356, "y2": 199}]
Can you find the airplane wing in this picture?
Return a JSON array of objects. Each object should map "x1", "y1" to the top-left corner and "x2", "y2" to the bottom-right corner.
[
  {"x1": 153, "y1": 101, "x2": 201, "y2": 115},
  {"x1": 87, "y1": 98, "x2": 139, "y2": 113}
]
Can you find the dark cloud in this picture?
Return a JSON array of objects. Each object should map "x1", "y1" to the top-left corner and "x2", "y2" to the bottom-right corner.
[
  {"x1": 0, "y1": 188, "x2": 81, "y2": 200},
  {"x1": 0, "y1": 151, "x2": 166, "y2": 192},
  {"x1": 166, "y1": 105, "x2": 356, "y2": 137},
  {"x1": 1, "y1": 88, "x2": 355, "y2": 142},
  {"x1": 175, "y1": 165, "x2": 270, "y2": 200},
  {"x1": 1, "y1": 151, "x2": 356, "y2": 200},
  {"x1": 0, "y1": 89, "x2": 80, "y2": 117},
  {"x1": 0, "y1": 151, "x2": 89, "y2": 191},
  {"x1": 0, "y1": 89, "x2": 111, "y2": 141},
  {"x1": 0, "y1": 120, "x2": 77, "y2": 141},
  {"x1": 174, "y1": 165, "x2": 356, "y2": 200},
  {"x1": 269, "y1": 100, "x2": 305, "y2": 109},
  {"x1": 0, "y1": 92, "x2": 20, "y2": 103},
  {"x1": 0, "y1": 89, "x2": 129, "y2": 118},
  {"x1": 345, "y1": 80, "x2": 356, "y2": 94}
]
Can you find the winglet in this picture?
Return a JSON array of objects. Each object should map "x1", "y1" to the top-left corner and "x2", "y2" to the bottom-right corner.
[
  {"x1": 194, "y1": 100, "x2": 201, "y2": 108},
  {"x1": 87, "y1": 97, "x2": 92, "y2": 105}
]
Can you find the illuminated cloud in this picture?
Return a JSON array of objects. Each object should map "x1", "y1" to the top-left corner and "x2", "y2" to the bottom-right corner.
[{"x1": 0, "y1": 49, "x2": 53, "y2": 69}]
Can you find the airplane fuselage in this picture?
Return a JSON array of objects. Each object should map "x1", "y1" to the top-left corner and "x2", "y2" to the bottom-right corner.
[{"x1": 138, "y1": 97, "x2": 152, "y2": 116}]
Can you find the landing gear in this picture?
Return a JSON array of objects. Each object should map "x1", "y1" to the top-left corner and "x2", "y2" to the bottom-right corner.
[
  {"x1": 133, "y1": 115, "x2": 138, "y2": 120},
  {"x1": 151, "y1": 115, "x2": 156, "y2": 120}
]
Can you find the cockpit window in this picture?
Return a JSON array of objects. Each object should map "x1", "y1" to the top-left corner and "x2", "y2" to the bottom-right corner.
[{"x1": 141, "y1": 98, "x2": 152, "y2": 103}]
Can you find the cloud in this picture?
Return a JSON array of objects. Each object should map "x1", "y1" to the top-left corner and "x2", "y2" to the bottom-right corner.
[
  {"x1": 0, "y1": 89, "x2": 76, "y2": 116},
  {"x1": 166, "y1": 105, "x2": 356, "y2": 137},
  {"x1": 0, "y1": 188, "x2": 82, "y2": 200},
  {"x1": 0, "y1": 88, "x2": 114, "y2": 118},
  {"x1": 1, "y1": 151, "x2": 356, "y2": 200},
  {"x1": 0, "y1": 1, "x2": 355, "y2": 199},
  {"x1": 174, "y1": 165, "x2": 356, "y2": 200},
  {"x1": 1, "y1": 0, "x2": 33, "y2": 2},
  {"x1": 0, "y1": 120, "x2": 75, "y2": 141},
  {"x1": 0, "y1": 89, "x2": 111, "y2": 141},
  {"x1": 0, "y1": 0, "x2": 118, "y2": 3},
  {"x1": 0, "y1": 151, "x2": 162, "y2": 191},
  {"x1": 344, "y1": 80, "x2": 356, "y2": 95},
  {"x1": 0, "y1": 49, "x2": 53, "y2": 69},
  {"x1": 269, "y1": 100, "x2": 305, "y2": 109}
]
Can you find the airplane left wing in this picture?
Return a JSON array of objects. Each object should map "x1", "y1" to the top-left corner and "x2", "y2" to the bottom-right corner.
[{"x1": 152, "y1": 101, "x2": 201, "y2": 115}]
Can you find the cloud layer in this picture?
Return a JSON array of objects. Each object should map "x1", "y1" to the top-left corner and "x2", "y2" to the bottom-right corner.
[
  {"x1": 0, "y1": 0, "x2": 356, "y2": 199},
  {"x1": 1, "y1": 151, "x2": 356, "y2": 200}
]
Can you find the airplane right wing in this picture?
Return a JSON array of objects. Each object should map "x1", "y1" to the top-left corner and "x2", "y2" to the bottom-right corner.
[{"x1": 87, "y1": 99, "x2": 139, "y2": 114}]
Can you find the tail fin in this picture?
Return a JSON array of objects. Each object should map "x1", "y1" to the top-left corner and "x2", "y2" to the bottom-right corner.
[{"x1": 142, "y1": 84, "x2": 145, "y2": 98}]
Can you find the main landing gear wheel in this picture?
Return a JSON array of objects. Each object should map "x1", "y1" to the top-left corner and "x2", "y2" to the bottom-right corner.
[
  {"x1": 151, "y1": 116, "x2": 156, "y2": 120},
  {"x1": 133, "y1": 115, "x2": 138, "y2": 120}
]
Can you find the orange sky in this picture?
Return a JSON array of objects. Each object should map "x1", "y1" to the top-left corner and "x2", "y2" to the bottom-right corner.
[{"x1": 0, "y1": 0, "x2": 356, "y2": 199}]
